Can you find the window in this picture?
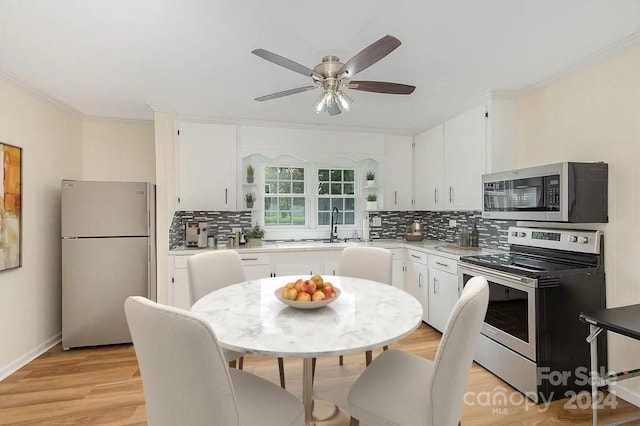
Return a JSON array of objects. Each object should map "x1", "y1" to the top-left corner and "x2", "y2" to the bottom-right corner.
[
  {"x1": 318, "y1": 168, "x2": 356, "y2": 226},
  {"x1": 264, "y1": 166, "x2": 305, "y2": 226}
]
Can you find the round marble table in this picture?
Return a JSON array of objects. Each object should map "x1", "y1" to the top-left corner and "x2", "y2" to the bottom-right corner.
[{"x1": 191, "y1": 275, "x2": 423, "y2": 426}]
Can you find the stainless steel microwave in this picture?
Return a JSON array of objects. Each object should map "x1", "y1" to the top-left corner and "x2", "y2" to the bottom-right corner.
[{"x1": 482, "y1": 162, "x2": 608, "y2": 223}]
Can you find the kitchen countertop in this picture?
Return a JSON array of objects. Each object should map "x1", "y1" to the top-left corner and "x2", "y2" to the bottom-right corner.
[{"x1": 169, "y1": 239, "x2": 501, "y2": 260}]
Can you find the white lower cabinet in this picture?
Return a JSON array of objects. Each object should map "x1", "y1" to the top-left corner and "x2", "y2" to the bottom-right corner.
[
  {"x1": 170, "y1": 256, "x2": 192, "y2": 310},
  {"x1": 238, "y1": 253, "x2": 271, "y2": 280},
  {"x1": 390, "y1": 248, "x2": 405, "y2": 290},
  {"x1": 427, "y1": 255, "x2": 460, "y2": 333},
  {"x1": 405, "y1": 249, "x2": 429, "y2": 322}
]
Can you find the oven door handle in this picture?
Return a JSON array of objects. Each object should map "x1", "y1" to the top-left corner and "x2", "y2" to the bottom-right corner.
[{"x1": 459, "y1": 263, "x2": 537, "y2": 287}]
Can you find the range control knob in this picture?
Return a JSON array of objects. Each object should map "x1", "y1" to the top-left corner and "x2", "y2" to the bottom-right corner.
[
  {"x1": 518, "y1": 232, "x2": 526, "y2": 237},
  {"x1": 579, "y1": 236, "x2": 589, "y2": 244},
  {"x1": 511, "y1": 231, "x2": 518, "y2": 236},
  {"x1": 570, "y1": 235, "x2": 579, "y2": 243}
]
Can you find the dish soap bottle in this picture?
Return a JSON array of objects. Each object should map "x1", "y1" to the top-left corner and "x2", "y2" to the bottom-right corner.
[{"x1": 471, "y1": 222, "x2": 479, "y2": 247}]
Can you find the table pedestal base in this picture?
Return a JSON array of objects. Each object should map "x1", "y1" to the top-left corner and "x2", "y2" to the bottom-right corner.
[{"x1": 312, "y1": 400, "x2": 350, "y2": 426}]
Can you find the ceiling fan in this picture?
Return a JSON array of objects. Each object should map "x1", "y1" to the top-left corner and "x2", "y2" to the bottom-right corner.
[{"x1": 251, "y1": 35, "x2": 416, "y2": 116}]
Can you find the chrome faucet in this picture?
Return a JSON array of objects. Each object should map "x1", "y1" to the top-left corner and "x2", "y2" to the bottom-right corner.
[{"x1": 330, "y1": 207, "x2": 339, "y2": 242}]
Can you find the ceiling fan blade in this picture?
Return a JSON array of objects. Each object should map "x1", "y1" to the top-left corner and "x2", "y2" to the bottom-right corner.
[
  {"x1": 252, "y1": 49, "x2": 322, "y2": 80},
  {"x1": 337, "y1": 35, "x2": 402, "y2": 78},
  {"x1": 255, "y1": 86, "x2": 317, "y2": 101},
  {"x1": 347, "y1": 81, "x2": 416, "y2": 95},
  {"x1": 327, "y1": 102, "x2": 342, "y2": 116}
]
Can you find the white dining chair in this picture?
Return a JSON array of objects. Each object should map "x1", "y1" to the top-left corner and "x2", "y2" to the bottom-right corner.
[
  {"x1": 338, "y1": 246, "x2": 393, "y2": 366},
  {"x1": 346, "y1": 275, "x2": 489, "y2": 426},
  {"x1": 125, "y1": 296, "x2": 304, "y2": 426},
  {"x1": 187, "y1": 250, "x2": 287, "y2": 388}
]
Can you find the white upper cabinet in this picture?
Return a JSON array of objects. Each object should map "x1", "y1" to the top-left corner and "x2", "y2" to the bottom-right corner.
[
  {"x1": 382, "y1": 135, "x2": 413, "y2": 210},
  {"x1": 414, "y1": 124, "x2": 444, "y2": 210},
  {"x1": 442, "y1": 103, "x2": 487, "y2": 210},
  {"x1": 178, "y1": 121, "x2": 237, "y2": 211}
]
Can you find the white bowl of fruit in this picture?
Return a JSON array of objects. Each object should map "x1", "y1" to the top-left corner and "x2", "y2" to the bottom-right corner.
[{"x1": 275, "y1": 274, "x2": 340, "y2": 309}]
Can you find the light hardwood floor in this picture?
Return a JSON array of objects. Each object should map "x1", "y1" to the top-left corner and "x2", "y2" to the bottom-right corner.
[{"x1": 1, "y1": 323, "x2": 639, "y2": 425}]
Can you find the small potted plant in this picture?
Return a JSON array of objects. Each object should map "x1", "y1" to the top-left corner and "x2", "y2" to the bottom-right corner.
[
  {"x1": 246, "y1": 164, "x2": 255, "y2": 183},
  {"x1": 366, "y1": 170, "x2": 375, "y2": 186},
  {"x1": 246, "y1": 224, "x2": 265, "y2": 247},
  {"x1": 366, "y1": 193, "x2": 378, "y2": 210},
  {"x1": 245, "y1": 192, "x2": 255, "y2": 209}
]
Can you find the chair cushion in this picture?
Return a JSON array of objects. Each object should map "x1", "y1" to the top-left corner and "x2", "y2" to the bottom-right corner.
[
  {"x1": 348, "y1": 349, "x2": 434, "y2": 426},
  {"x1": 230, "y1": 368, "x2": 304, "y2": 426}
]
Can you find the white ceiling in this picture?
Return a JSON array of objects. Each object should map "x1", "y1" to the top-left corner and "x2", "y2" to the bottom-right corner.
[{"x1": 1, "y1": 1, "x2": 639, "y2": 132}]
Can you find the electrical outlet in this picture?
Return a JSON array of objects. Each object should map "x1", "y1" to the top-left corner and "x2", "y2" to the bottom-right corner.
[
  {"x1": 372, "y1": 217, "x2": 382, "y2": 227},
  {"x1": 449, "y1": 219, "x2": 457, "y2": 227}
]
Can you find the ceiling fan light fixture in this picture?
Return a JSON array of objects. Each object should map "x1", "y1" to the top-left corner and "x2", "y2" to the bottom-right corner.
[
  {"x1": 336, "y1": 90, "x2": 352, "y2": 111},
  {"x1": 314, "y1": 91, "x2": 328, "y2": 113}
]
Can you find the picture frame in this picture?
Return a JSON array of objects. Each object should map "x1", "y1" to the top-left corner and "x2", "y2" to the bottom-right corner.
[{"x1": 1, "y1": 141, "x2": 22, "y2": 271}]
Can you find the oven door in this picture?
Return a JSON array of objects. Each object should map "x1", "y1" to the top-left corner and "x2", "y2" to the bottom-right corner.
[{"x1": 459, "y1": 263, "x2": 537, "y2": 361}]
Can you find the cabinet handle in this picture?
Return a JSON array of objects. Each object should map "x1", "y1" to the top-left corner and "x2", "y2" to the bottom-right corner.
[
  {"x1": 418, "y1": 272, "x2": 423, "y2": 288},
  {"x1": 435, "y1": 261, "x2": 449, "y2": 268},
  {"x1": 242, "y1": 257, "x2": 258, "y2": 261},
  {"x1": 225, "y1": 188, "x2": 228, "y2": 204},
  {"x1": 411, "y1": 254, "x2": 421, "y2": 260},
  {"x1": 434, "y1": 188, "x2": 438, "y2": 203},
  {"x1": 394, "y1": 191, "x2": 397, "y2": 205},
  {"x1": 434, "y1": 278, "x2": 439, "y2": 295},
  {"x1": 449, "y1": 186, "x2": 453, "y2": 203}
]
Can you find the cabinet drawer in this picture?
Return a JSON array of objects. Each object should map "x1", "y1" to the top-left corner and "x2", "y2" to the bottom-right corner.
[
  {"x1": 239, "y1": 252, "x2": 270, "y2": 266},
  {"x1": 429, "y1": 255, "x2": 458, "y2": 275},
  {"x1": 406, "y1": 249, "x2": 428, "y2": 265}
]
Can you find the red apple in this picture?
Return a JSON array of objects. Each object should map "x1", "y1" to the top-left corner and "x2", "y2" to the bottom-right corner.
[
  {"x1": 282, "y1": 287, "x2": 297, "y2": 300},
  {"x1": 311, "y1": 290, "x2": 326, "y2": 301},
  {"x1": 294, "y1": 279, "x2": 305, "y2": 292},
  {"x1": 295, "y1": 291, "x2": 311, "y2": 302},
  {"x1": 285, "y1": 281, "x2": 296, "y2": 289},
  {"x1": 301, "y1": 280, "x2": 317, "y2": 294},
  {"x1": 322, "y1": 286, "x2": 336, "y2": 299}
]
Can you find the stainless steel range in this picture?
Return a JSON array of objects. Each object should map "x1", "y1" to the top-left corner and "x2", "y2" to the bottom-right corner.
[{"x1": 458, "y1": 226, "x2": 607, "y2": 403}]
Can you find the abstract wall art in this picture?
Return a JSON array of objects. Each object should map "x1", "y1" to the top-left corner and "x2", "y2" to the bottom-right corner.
[{"x1": 1, "y1": 142, "x2": 22, "y2": 271}]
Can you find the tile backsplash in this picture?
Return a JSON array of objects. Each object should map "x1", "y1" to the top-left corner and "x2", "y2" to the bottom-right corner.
[
  {"x1": 170, "y1": 210, "x2": 514, "y2": 251},
  {"x1": 367, "y1": 210, "x2": 515, "y2": 251}
]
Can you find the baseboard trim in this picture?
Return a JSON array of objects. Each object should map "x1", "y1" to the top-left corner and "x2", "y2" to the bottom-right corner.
[
  {"x1": 0, "y1": 333, "x2": 61, "y2": 381},
  {"x1": 610, "y1": 376, "x2": 640, "y2": 407}
]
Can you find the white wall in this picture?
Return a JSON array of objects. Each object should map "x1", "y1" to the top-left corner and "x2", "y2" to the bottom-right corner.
[
  {"x1": 82, "y1": 119, "x2": 155, "y2": 183},
  {"x1": 516, "y1": 47, "x2": 640, "y2": 377},
  {"x1": 0, "y1": 76, "x2": 83, "y2": 378}
]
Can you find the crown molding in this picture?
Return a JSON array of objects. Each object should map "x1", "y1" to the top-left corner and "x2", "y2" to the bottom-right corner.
[{"x1": 0, "y1": 67, "x2": 85, "y2": 119}]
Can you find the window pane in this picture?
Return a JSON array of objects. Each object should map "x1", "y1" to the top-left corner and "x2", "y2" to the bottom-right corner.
[
  {"x1": 265, "y1": 197, "x2": 276, "y2": 209},
  {"x1": 318, "y1": 182, "x2": 329, "y2": 195},
  {"x1": 344, "y1": 183, "x2": 354, "y2": 195},
  {"x1": 318, "y1": 211, "x2": 330, "y2": 225},
  {"x1": 292, "y1": 197, "x2": 305, "y2": 209},
  {"x1": 265, "y1": 181, "x2": 276, "y2": 194},
  {"x1": 278, "y1": 168, "x2": 291, "y2": 180},
  {"x1": 279, "y1": 211, "x2": 292, "y2": 224},
  {"x1": 279, "y1": 198, "x2": 292, "y2": 210},
  {"x1": 330, "y1": 183, "x2": 342, "y2": 195},
  {"x1": 318, "y1": 198, "x2": 330, "y2": 210},
  {"x1": 265, "y1": 167, "x2": 278, "y2": 179},
  {"x1": 293, "y1": 211, "x2": 305, "y2": 225},
  {"x1": 279, "y1": 181, "x2": 291, "y2": 194},
  {"x1": 292, "y1": 181, "x2": 304, "y2": 194},
  {"x1": 344, "y1": 169, "x2": 355, "y2": 182},
  {"x1": 345, "y1": 198, "x2": 355, "y2": 210},
  {"x1": 331, "y1": 198, "x2": 344, "y2": 211},
  {"x1": 292, "y1": 168, "x2": 304, "y2": 180},
  {"x1": 318, "y1": 169, "x2": 329, "y2": 181},
  {"x1": 265, "y1": 212, "x2": 278, "y2": 224},
  {"x1": 330, "y1": 169, "x2": 342, "y2": 181},
  {"x1": 345, "y1": 211, "x2": 355, "y2": 224}
]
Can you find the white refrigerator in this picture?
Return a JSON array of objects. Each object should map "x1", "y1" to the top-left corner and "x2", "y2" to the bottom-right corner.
[{"x1": 61, "y1": 180, "x2": 156, "y2": 349}]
